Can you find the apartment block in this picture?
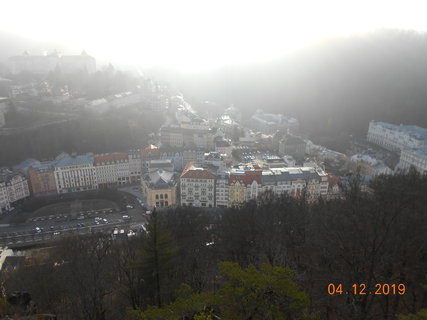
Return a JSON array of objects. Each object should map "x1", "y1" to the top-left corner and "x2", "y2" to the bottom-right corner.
[
  {"x1": 180, "y1": 163, "x2": 215, "y2": 207},
  {"x1": 54, "y1": 154, "x2": 98, "y2": 194}
]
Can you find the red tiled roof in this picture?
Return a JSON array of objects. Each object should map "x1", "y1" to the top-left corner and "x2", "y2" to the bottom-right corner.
[
  {"x1": 181, "y1": 168, "x2": 215, "y2": 180},
  {"x1": 229, "y1": 170, "x2": 261, "y2": 185},
  {"x1": 95, "y1": 153, "x2": 128, "y2": 164}
]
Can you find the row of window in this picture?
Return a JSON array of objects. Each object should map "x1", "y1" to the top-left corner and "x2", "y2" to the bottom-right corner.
[
  {"x1": 155, "y1": 201, "x2": 169, "y2": 207},
  {"x1": 155, "y1": 193, "x2": 168, "y2": 200}
]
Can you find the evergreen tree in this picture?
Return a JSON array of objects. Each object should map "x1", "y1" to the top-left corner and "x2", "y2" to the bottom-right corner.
[{"x1": 138, "y1": 208, "x2": 178, "y2": 307}]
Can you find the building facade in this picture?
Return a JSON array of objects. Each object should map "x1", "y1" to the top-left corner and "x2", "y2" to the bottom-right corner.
[
  {"x1": 8, "y1": 51, "x2": 96, "y2": 75},
  {"x1": 0, "y1": 168, "x2": 30, "y2": 212},
  {"x1": 28, "y1": 164, "x2": 57, "y2": 196},
  {"x1": 0, "y1": 182, "x2": 9, "y2": 213},
  {"x1": 228, "y1": 169, "x2": 262, "y2": 207},
  {"x1": 141, "y1": 145, "x2": 161, "y2": 173},
  {"x1": 215, "y1": 172, "x2": 229, "y2": 208},
  {"x1": 54, "y1": 154, "x2": 98, "y2": 194},
  {"x1": 261, "y1": 167, "x2": 328, "y2": 201},
  {"x1": 94, "y1": 153, "x2": 130, "y2": 188},
  {"x1": 142, "y1": 169, "x2": 177, "y2": 207},
  {"x1": 367, "y1": 121, "x2": 427, "y2": 152},
  {"x1": 128, "y1": 149, "x2": 142, "y2": 183},
  {"x1": 180, "y1": 163, "x2": 215, "y2": 207},
  {"x1": 398, "y1": 147, "x2": 427, "y2": 174},
  {"x1": 278, "y1": 134, "x2": 306, "y2": 160}
]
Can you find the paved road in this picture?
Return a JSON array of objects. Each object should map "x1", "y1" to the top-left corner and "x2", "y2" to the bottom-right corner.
[
  {"x1": 0, "y1": 188, "x2": 150, "y2": 247},
  {"x1": 0, "y1": 219, "x2": 148, "y2": 249},
  {"x1": 118, "y1": 186, "x2": 146, "y2": 203}
]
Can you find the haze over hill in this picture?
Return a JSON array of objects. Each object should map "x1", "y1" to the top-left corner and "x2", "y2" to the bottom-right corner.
[
  {"x1": 0, "y1": 30, "x2": 115, "y2": 72},
  {"x1": 2, "y1": 29, "x2": 427, "y2": 151},
  {"x1": 149, "y1": 29, "x2": 427, "y2": 150}
]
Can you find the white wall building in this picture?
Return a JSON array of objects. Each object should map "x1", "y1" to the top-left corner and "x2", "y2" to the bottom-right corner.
[
  {"x1": 180, "y1": 164, "x2": 215, "y2": 207},
  {"x1": 397, "y1": 147, "x2": 427, "y2": 174},
  {"x1": 367, "y1": 121, "x2": 427, "y2": 152},
  {"x1": 54, "y1": 154, "x2": 98, "y2": 194},
  {"x1": 0, "y1": 182, "x2": 10, "y2": 213},
  {"x1": 9, "y1": 51, "x2": 96, "y2": 75},
  {"x1": 261, "y1": 167, "x2": 328, "y2": 201},
  {"x1": 215, "y1": 172, "x2": 229, "y2": 208},
  {"x1": 0, "y1": 169, "x2": 30, "y2": 213},
  {"x1": 128, "y1": 149, "x2": 142, "y2": 183},
  {"x1": 94, "y1": 153, "x2": 130, "y2": 188},
  {"x1": 6, "y1": 175, "x2": 30, "y2": 203}
]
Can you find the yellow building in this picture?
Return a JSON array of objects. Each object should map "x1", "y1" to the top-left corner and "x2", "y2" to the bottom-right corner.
[
  {"x1": 142, "y1": 169, "x2": 177, "y2": 208},
  {"x1": 228, "y1": 169, "x2": 262, "y2": 207},
  {"x1": 228, "y1": 180, "x2": 246, "y2": 206}
]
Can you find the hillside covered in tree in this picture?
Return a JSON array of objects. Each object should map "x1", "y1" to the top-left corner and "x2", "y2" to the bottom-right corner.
[
  {"x1": 156, "y1": 29, "x2": 427, "y2": 151},
  {"x1": 2, "y1": 170, "x2": 426, "y2": 319}
]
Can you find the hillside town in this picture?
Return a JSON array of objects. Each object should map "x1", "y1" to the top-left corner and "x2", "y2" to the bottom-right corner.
[
  {"x1": 1, "y1": 18, "x2": 427, "y2": 319},
  {"x1": 1, "y1": 79, "x2": 427, "y2": 213}
]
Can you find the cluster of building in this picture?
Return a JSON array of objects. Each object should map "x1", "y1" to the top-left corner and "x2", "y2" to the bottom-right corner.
[
  {"x1": 250, "y1": 109, "x2": 299, "y2": 134},
  {"x1": 7, "y1": 92, "x2": 407, "y2": 213},
  {"x1": 142, "y1": 158, "x2": 330, "y2": 209},
  {"x1": 177, "y1": 163, "x2": 328, "y2": 208},
  {"x1": 0, "y1": 139, "x2": 338, "y2": 213},
  {"x1": 367, "y1": 121, "x2": 427, "y2": 174},
  {"x1": 0, "y1": 145, "x2": 161, "y2": 213},
  {"x1": 8, "y1": 50, "x2": 96, "y2": 75}
]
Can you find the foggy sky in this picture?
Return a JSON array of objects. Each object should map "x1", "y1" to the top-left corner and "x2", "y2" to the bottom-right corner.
[{"x1": 1, "y1": 0, "x2": 427, "y2": 71}]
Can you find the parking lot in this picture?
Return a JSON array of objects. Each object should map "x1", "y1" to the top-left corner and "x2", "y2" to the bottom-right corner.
[{"x1": 0, "y1": 187, "x2": 149, "y2": 245}]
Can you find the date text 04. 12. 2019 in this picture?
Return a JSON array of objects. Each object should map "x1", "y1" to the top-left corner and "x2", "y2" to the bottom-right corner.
[{"x1": 327, "y1": 283, "x2": 406, "y2": 295}]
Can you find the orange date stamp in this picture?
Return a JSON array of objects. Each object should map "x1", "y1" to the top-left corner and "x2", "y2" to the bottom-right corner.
[{"x1": 327, "y1": 283, "x2": 406, "y2": 295}]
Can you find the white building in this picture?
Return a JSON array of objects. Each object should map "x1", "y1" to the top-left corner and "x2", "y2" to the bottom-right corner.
[
  {"x1": 8, "y1": 50, "x2": 96, "y2": 75},
  {"x1": 367, "y1": 121, "x2": 427, "y2": 152},
  {"x1": 350, "y1": 154, "x2": 393, "y2": 176},
  {"x1": 6, "y1": 175, "x2": 30, "y2": 203},
  {"x1": 215, "y1": 172, "x2": 229, "y2": 208},
  {"x1": 54, "y1": 154, "x2": 98, "y2": 194},
  {"x1": 0, "y1": 182, "x2": 10, "y2": 213},
  {"x1": 0, "y1": 169, "x2": 30, "y2": 213},
  {"x1": 128, "y1": 149, "x2": 142, "y2": 183},
  {"x1": 94, "y1": 153, "x2": 130, "y2": 188},
  {"x1": 180, "y1": 163, "x2": 216, "y2": 207},
  {"x1": 397, "y1": 147, "x2": 427, "y2": 174},
  {"x1": 261, "y1": 167, "x2": 328, "y2": 201}
]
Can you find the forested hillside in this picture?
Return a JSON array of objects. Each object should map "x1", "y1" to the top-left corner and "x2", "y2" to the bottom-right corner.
[
  {"x1": 3, "y1": 170, "x2": 426, "y2": 319},
  {"x1": 0, "y1": 109, "x2": 163, "y2": 165},
  {"x1": 158, "y1": 29, "x2": 427, "y2": 150}
]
